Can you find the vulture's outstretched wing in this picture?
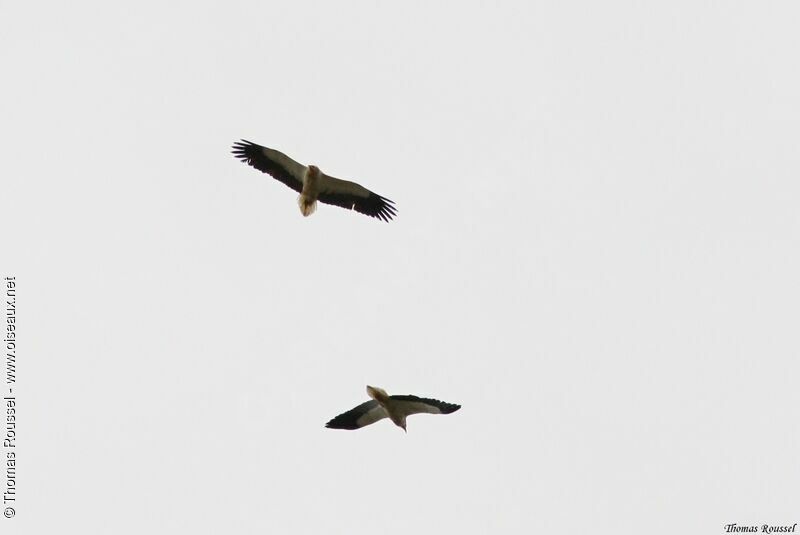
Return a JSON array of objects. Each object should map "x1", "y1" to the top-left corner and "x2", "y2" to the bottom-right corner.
[
  {"x1": 231, "y1": 140, "x2": 305, "y2": 193},
  {"x1": 318, "y1": 175, "x2": 398, "y2": 222},
  {"x1": 390, "y1": 395, "x2": 461, "y2": 416},
  {"x1": 326, "y1": 400, "x2": 388, "y2": 430}
]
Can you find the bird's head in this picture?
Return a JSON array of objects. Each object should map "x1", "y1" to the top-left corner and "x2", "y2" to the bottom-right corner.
[
  {"x1": 307, "y1": 164, "x2": 320, "y2": 176},
  {"x1": 366, "y1": 385, "x2": 389, "y2": 402}
]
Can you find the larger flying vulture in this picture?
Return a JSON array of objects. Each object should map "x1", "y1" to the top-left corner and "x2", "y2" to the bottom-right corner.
[
  {"x1": 326, "y1": 386, "x2": 460, "y2": 432},
  {"x1": 231, "y1": 140, "x2": 397, "y2": 221}
]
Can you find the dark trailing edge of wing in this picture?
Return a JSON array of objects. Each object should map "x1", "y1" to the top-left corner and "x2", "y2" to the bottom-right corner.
[
  {"x1": 325, "y1": 400, "x2": 380, "y2": 430},
  {"x1": 317, "y1": 191, "x2": 398, "y2": 222},
  {"x1": 231, "y1": 139, "x2": 303, "y2": 193},
  {"x1": 390, "y1": 395, "x2": 461, "y2": 414}
]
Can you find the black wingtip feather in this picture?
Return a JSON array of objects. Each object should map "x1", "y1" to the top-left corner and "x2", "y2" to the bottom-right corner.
[
  {"x1": 325, "y1": 417, "x2": 360, "y2": 430},
  {"x1": 439, "y1": 403, "x2": 461, "y2": 414},
  {"x1": 365, "y1": 193, "x2": 398, "y2": 222},
  {"x1": 231, "y1": 140, "x2": 256, "y2": 157}
]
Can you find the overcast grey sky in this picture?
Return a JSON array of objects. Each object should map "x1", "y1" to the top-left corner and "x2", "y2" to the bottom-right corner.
[{"x1": 2, "y1": 1, "x2": 799, "y2": 533}]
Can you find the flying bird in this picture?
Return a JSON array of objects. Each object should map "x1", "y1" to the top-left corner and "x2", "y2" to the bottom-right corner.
[
  {"x1": 326, "y1": 386, "x2": 460, "y2": 432},
  {"x1": 231, "y1": 140, "x2": 397, "y2": 221}
]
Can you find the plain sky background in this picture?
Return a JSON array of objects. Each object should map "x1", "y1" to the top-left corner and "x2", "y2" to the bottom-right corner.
[{"x1": 2, "y1": 1, "x2": 799, "y2": 533}]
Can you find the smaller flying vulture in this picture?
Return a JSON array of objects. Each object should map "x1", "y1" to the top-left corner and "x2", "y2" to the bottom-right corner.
[
  {"x1": 231, "y1": 140, "x2": 397, "y2": 221},
  {"x1": 326, "y1": 386, "x2": 461, "y2": 432}
]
